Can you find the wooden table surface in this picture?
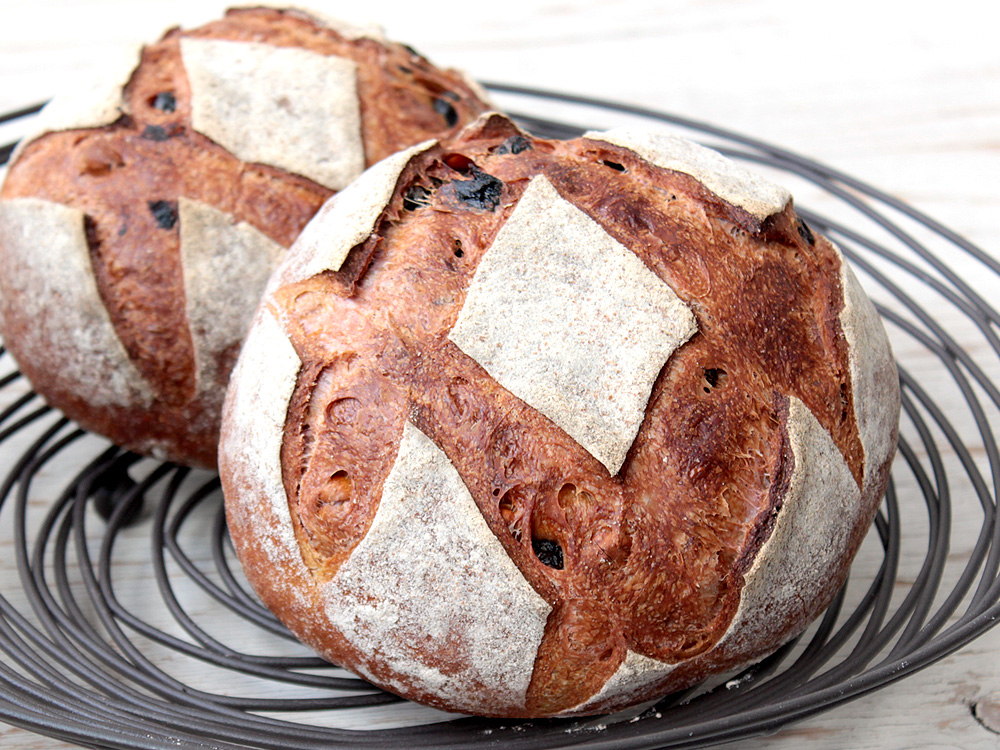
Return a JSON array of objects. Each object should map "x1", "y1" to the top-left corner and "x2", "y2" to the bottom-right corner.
[{"x1": 1, "y1": 1, "x2": 998, "y2": 748}]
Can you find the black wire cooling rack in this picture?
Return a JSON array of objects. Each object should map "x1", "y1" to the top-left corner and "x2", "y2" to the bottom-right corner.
[{"x1": 0, "y1": 86, "x2": 998, "y2": 750}]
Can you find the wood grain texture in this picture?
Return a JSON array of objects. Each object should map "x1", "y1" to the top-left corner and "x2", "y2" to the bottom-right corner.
[{"x1": 1, "y1": 0, "x2": 998, "y2": 747}]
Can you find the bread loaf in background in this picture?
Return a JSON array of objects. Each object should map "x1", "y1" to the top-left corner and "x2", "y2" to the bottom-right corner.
[
  {"x1": 0, "y1": 5, "x2": 491, "y2": 467},
  {"x1": 219, "y1": 113, "x2": 900, "y2": 717}
]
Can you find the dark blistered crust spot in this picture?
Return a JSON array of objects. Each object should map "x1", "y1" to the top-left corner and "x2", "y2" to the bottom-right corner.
[
  {"x1": 148, "y1": 200, "x2": 178, "y2": 229},
  {"x1": 445, "y1": 169, "x2": 503, "y2": 211},
  {"x1": 433, "y1": 96, "x2": 459, "y2": 128},
  {"x1": 142, "y1": 125, "x2": 172, "y2": 142},
  {"x1": 532, "y1": 538, "x2": 564, "y2": 570},
  {"x1": 797, "y1": 217, "x2": 816, "y2": 245},
  {"x1": 151, "y1": 91, "x2": 177, "y2": 112},
  {"x1": 702, "y1": 367, "x2": 727, "y2": 393},
  {"x1": 492, "y1": 135, "x2": 533, "y2": 156}
]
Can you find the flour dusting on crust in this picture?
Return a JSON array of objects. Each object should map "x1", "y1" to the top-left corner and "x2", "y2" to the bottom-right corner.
[
  {"x1": 585, "y1": 129, "x2": 791, "y2": 222},
  {"x1": 836, "y1": 249, "x2": 899, "y2": 493},
  {"x1": 0, "y1": 197, "x2": 153, "y2": 408},
  {"x1": 568, "y1": 650, "x2": 677, "y2": 715},
  {"x1": 322, "y1": 421, "x2": 551, "y2": 713},
  {"x1": 718, "y1": 397, "x2": 861, "y2": 654},
  {"x1": 179, "y1": 198, "x2": 284, "y2": 411},
  {"x1": 181, "y1": 37, "x2": 364, "y2": 190},
  {"x1": 9, "y1": 42, "x2": 141, "y2": 166},
  {"x1": 448, "y1": 175, "x2": 697, "y2": 475},
  {"x1": 221, "y1": 309, "x2": 302, "y2": 578}
]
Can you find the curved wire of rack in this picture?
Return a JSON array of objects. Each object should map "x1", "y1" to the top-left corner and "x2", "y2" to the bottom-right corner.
[{"x1": 0, "y1": 86, "x2": 998, "y2": 749}]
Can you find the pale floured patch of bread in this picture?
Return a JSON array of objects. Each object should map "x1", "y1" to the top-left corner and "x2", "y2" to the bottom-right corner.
[
  {"x1": 567, "y1": 650, "x2": 677, "y2": 715},
  {"x1": 448, "y1": 175, "x2": 697, "y2": 475},
  {"x1": 0, "y1": 197, "x2": 153, "y2": 409},
  {"x1": 836, "y1": 248, "x2": 899, "y2": 493},
  {"x1": 181, "y1": 37, "x2": 364, "y2": 191},
  {"x1": 321, "y1": 421, "x2": 551, "y2": 713},
  {"x1": 230, "y1": 4, "x2": 387, "y2": 40},
  {"x1": 9, "y1": 42, "x2": 141, "y2": 166},
  {"x1": 220, "y1": 308, "x2": 305, "y2": 602},
  {"x1": 585, "y1": 129, "x2": 791, "y2": 222},
  {"x1": 716, "y1": 396, "x2": 861, "y2": 655},
  {"x1": 273, "y1": 140, "x2": 435, "y2": 290},
  {"x1": 178, "y1": 197, "x2": 284, "y2": 413}
]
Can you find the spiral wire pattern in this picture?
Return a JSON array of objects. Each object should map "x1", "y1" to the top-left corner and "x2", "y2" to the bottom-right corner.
[{"x1": 0, "y1": 87, "x2": 997, "y2": 748}]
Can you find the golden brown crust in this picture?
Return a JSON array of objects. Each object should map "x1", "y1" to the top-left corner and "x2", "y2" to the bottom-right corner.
[
  {"x1": 0, "y1": 7, "x2": 490, "y2": 467},
  {"x1": 226, "y1": 117, "x2": 893, "y2": 715},
  {"x1": 3, "y1": 126, "x2": 329, "y2": 406}
]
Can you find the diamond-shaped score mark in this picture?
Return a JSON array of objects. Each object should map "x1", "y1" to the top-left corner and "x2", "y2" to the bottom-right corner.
[
  {"x1": 181, "y1": 38, "x2": 365, "y2": 191},
  {"x1": 449, "y1": 175, "x2": 697, "y2": 475}
]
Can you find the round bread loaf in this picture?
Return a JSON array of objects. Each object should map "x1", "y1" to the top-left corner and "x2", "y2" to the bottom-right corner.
[
  {"x1": 0, "y1": 5, "x2": 490, "y2": 467},
  {"x1": 219, "y1": 113, "x2": 899, "y2": 717}
]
